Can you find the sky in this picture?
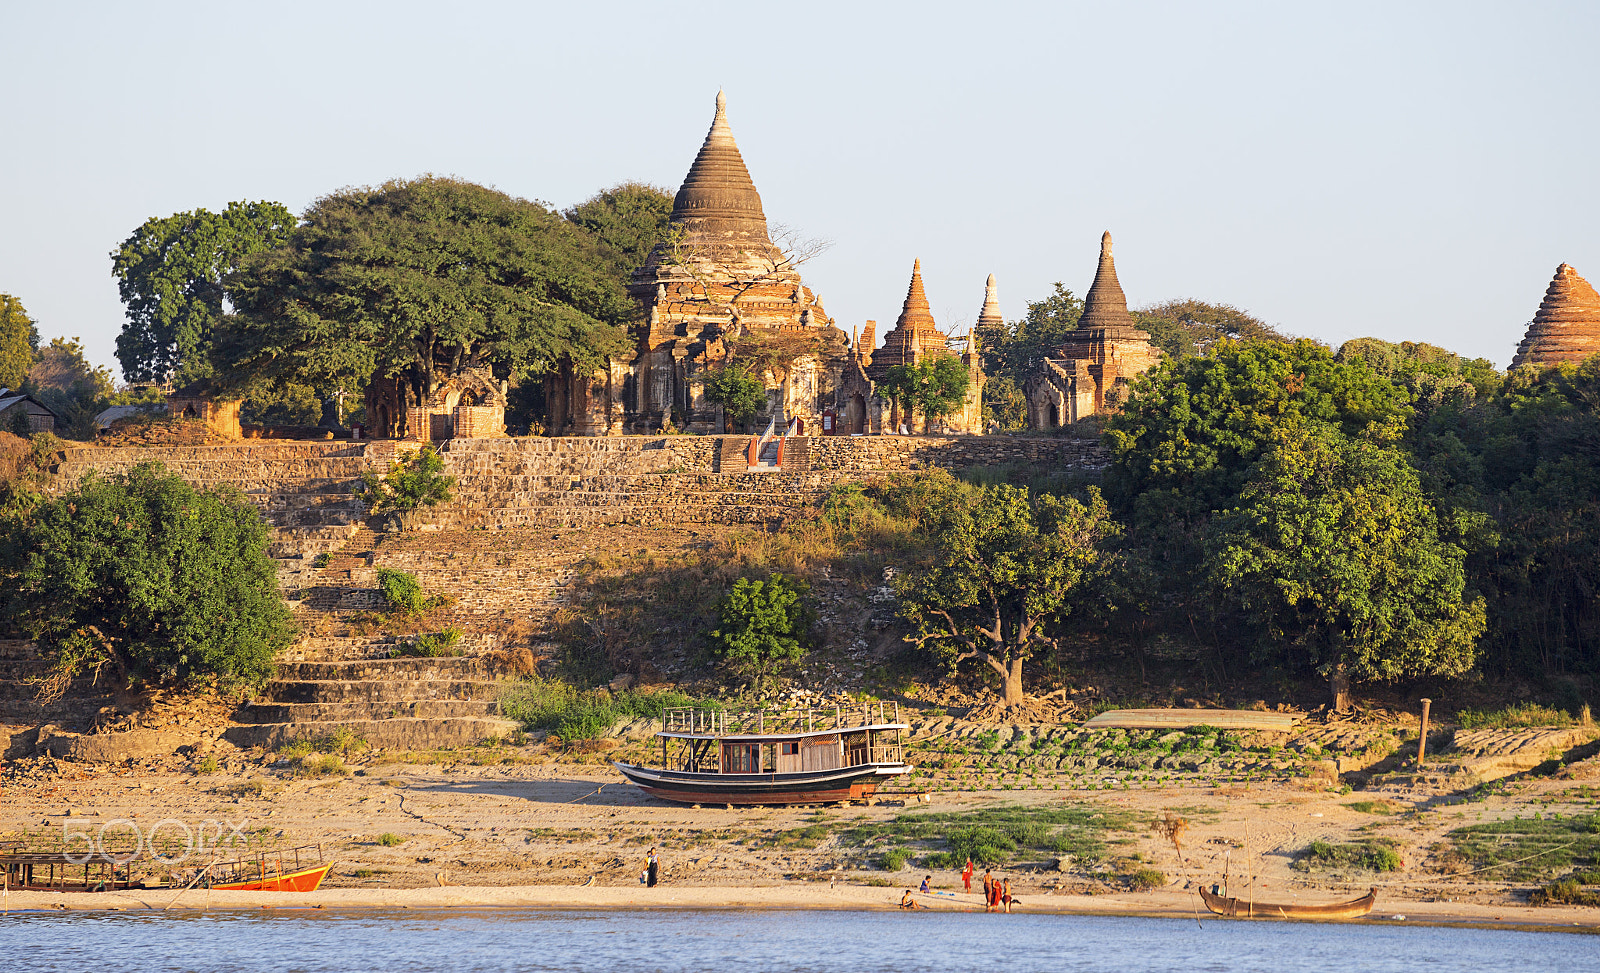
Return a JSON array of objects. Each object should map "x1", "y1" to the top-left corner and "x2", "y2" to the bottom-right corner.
[{"x1": 3, "y1": 0, "x2": 1597, "y2": 381}]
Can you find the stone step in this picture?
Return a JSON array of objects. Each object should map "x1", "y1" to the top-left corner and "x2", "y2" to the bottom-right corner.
[
  {"x1": 222, "y1": 716, "x2": 520, "y2": 751},
  {"x1": 261, "y1": 678, "x2": 503, "y2": 704},
  {"x1": 238, "y1": 698, "x2": 501, "y2": 724},
  {"x1": 273, "y1": 657, "x2": 506, "y2": 680}
]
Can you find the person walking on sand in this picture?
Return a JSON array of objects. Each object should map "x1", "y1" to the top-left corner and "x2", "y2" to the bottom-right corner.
[
  {"x1": 962, "y1": 858, "x2": 974, "y2": 894},
  {"x1": 646, "y1": 847, "x2": 659, "y2": 888},
  {"x1": 1001, "y1": 877, "x2": 1014, "y2": 914}
]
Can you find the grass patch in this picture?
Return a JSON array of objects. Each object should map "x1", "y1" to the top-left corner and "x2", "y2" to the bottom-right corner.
[
  {"x1": 276, "y1": 727, "x2": 369, "y2": 759},
  {"x1": 1292, "y1": 839, "x2": 1402, "y2": 872},
  {"x1": 193, "y1": 755, "x2": 220, "y2": 774},
  {"x1": 215, "y1": 780, "x2": 264, "y2": 798},
  {"x1": 1126, "y1": 867, "x2": 1166, "y2": 891},
  {"x1": 296, "y1": 753, "x2": 350, "y2": 777},
  {"x1": 881, "y1": 848, "x2": 911, "y2": 871},
  {"x1": 351, "y1": 868, "x2": 390, "y2": 879},
  {"x1": 1456, "y1": 702, "x2": 1577, "y2": 731},
  {"x1": 1445, "y1": 812, "x2": 1600, "y2": 882},
  {"x1": 498, "y1": 677, "x2": 714, "y2": 742},
  {"x1": 392, "y1": 627, "x2": 463, "y2": 658},
  {"x1": 844, "y1": 804, "x2": 1138, "y2": 869},
  {"x1": 1530, "y1": 878, "x2": 1600, "y2": 906},
  {"x1": 1344, "y1": 800, "x2": 1399, "y2": 815},
  {"x1": 375, "y1": 833, "x2": 405, "y2": 846}
]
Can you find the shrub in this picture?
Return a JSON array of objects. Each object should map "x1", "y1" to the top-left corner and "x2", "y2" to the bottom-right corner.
[
  {"x1": 403, "y1": 627, "x2": 463, "y2": 657},
  {"x1": 1127, "y1": 867, "x2": 1166, "y2": 891},
  {"x1": 706, "y1": 574, "x2": 811, "y2": 690},
  {"x1": 1456, "y1": 702, "x2": 1575, "y2": 730},
  {"x1": 358, "y1": 445, "x2": 455, "y2": 513},
  {"x1": 1296, "y1": 839, "x2": 1402, "y2": 872},
  {"x1": 377, "y1": 569, "x2": 428, "y2": 614},
  {"x1": 4, "y1": 462, "x2": 292, "y2": 699},
  {"x1": 702, "y1": 364, "x2": 766, "y2": 426},
  {"x1": 376, "y1": 833, "x2": 405, "y2": 847},
  {"x1": 497, "y1": 677, "x2": 712, "y2": 742},
  {"x1": 194, "y1": 755, "x2": 220, "y2": 774},
  {"x1": 881, "y1": 848, "x2": 911, "y2": 871}
]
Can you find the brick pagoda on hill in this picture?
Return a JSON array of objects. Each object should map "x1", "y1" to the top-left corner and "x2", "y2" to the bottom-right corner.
[
  {"x1": 1512, "y1": 263, "x2": 1600, "y2": 369},
  {"x1": 1024, "y1": 232, "x2": 1162, "y2": 429}
]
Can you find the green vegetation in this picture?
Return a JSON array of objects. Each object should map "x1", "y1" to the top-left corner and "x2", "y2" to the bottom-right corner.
[
  {"x1": 376, "y1": 568, "x2": 444, "y2": 615},
  {"x1": 891, "y1": 472, "x2": 1117, "y2": 709},
  {"x1": 878, "y1": 356, "x2": 971, "y2": 428},
  {"x1": 880, "y1": 848, "x2": 911, "y2": 871},
  {"x1": 1455, "y1": 702, "x2": 1579, "y2": 731},
  {"x1": 1125, "y1": 867, "x2": 1167, "y2": 891},
  {"x1": 843, "y1": 804, "x2": 1138, "y2": 869},
  {"x1": 701, "y1": 364, "x2": 767, "y2": 427},
  {"x1": 193, "y1": 756, "x2": 221, "y2": 774},
  {"x1": 707, "y1": 574, "x2": 811, "y2": 690},
  {"x1": 1344, "y1": 800, "x2": 1399, "y2": 815},
  {"x1": 1293, "y1": 839, "x2": 1403, "y2": 872},
  {"x1": 561, "y1": 182, "x2": 673, "y2": 281},
  {"x1": 498, "y1": 678, "x2": 711, "y2": 742},
  {"x1": 395, "y1": 627, "x2": 463, "y2": 658},
  {"x1": 222, "y1": 177, "x2": 633, "y2": 416},
  {"x1": 0, "y1": 292, "x2": 38, "y2": 390},
  {"x1": 1445, "y1": 812, "x2": 1600, "y2": 882},
  {"x1": 2, "y1": 462, "x2": 292, "y2": 699},
  {"x1": 359, "y1": 446, "x2": 455, "y2": 513},
  {"x1": 375, "y1": 833, "x2": 405, "y2": 847},
  {"x1": 111, "y1": 200, "x2": 296, "y2": 384}
]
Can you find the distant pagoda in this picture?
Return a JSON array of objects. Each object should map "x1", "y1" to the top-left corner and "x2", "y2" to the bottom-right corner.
[{"x1": 1511, "y1": 263, "x2": 1600, "y2": 369}]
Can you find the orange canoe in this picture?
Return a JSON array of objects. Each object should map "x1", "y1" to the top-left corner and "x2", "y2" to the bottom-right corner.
[{"x1": 211, "y1": 863, "x2": 332, "y2": 892}]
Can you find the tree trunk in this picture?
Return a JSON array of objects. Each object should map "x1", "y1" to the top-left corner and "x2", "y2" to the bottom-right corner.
[
  {"x1": 1002, "y1": 658, "x2": 1026, "y2": 710},
  {"x1": 1330, "y1": 663, "x2": 1351, "y2": 714}
]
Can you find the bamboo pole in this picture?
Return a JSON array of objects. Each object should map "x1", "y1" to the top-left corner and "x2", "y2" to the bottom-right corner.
[{"x1": 1417, "y1": 698, "x2": 1432, "y2": 766}]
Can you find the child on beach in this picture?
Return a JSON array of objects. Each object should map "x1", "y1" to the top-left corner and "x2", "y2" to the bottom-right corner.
[
  {"x1": 900, "y1": 890, "x2": 926, "y2": 910},
  {"x1": 919, "y1": 875, "x2": 930, "y2": 893}
]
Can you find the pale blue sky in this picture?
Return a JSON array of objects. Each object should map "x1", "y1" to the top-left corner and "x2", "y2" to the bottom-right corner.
[{"x1": 3, "y1": 1, "x2": 1596, "y2": 379}]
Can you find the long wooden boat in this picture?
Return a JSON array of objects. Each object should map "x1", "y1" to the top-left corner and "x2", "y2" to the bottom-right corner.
[
  {"x1": 614, "y1": 703, "x2": 913, "y2": 805},
  {"x1": 210, "y1": 862, "x2": 332, "y2": 892},
  {"x1": 1198, "y1": 885, "x2": 1377, "y2": 920},
  {"x1": 205, "y1": 844, "x2": 331, "y2": 892}
]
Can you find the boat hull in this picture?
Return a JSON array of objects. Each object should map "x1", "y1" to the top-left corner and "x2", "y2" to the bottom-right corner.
[
  {"x1": 613, "y1": 761, "x2": 910, "y2": 805},
  {"x1": 211, "y1": 863, "x2": 332, "y2": 892},
  {"x1": 1198, "y1": 886, "x2": 1376, "y2": 920}
]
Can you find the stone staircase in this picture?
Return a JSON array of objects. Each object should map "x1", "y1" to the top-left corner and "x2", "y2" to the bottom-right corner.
[{"x1": 224, "y1": 649, "x2": 519, "y2": 751}]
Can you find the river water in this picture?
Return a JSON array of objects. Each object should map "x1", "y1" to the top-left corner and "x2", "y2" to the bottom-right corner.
[{"x1": 4, "y1": 909, "x2": 1594, "y2": 972}]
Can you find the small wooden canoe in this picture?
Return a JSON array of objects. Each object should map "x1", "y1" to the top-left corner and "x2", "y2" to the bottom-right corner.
[
  {"x1": 211, "y1": 862, "x2": 331, "y2": 892},
  {"x1": 1199, "y1": 885, "x2": 1376, "y2": 920}
]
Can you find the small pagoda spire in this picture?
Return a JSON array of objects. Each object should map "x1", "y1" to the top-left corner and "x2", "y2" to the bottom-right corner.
[
  {"x1": 896, "y1": 259, "x2": 936, "y2": 332},
  {"x1": 1078, "y1": 231, "x2": 1135, "y2": 332},
  {"x1": 976, "y1": 273, "x2": 1004, "y2": 333}
]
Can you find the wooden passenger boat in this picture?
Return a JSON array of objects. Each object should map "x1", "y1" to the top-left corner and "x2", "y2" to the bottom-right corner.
[
  {"x1": 1198, "y1": 885, "x2": 1377, "y2": 920},
  {"x1": 206, "y1": 845, "x2": 331, "y2": 891},
  {"x1": 1, "y1": 851, "x2": 140, "y2": 892},
  {"x1": 614, "y1": 703, "x2": 913, "y2": 805}
]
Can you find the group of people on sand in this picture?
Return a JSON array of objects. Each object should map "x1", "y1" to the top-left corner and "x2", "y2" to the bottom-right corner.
[{"x1": 900, "y1": 858, "x2": 1016, "y2": 913}]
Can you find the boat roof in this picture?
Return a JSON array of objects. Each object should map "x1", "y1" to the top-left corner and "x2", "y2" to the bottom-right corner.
[{"x1": 659, "y1": 722, "x2": 908, "y2": 742}]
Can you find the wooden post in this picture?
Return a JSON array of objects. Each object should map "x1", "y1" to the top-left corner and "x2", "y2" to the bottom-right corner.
[{"x1": 1417, "y1": 698, "x2": 1432, "y2": 766}]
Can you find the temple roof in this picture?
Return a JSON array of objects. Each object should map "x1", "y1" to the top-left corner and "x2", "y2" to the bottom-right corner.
[
  {"x1": 895, "y1": 259, "x2": 939, "y2": 335},
  {"x1": 670, "y1": 91, "x2": 771, "y2": 247},
  {"x1": 1512, "y1": 263, "x2": 1600, "y2": 369},
  {"x1": 869, "y1": 260, "x2": 952, "y2": 377},
  {"x1": 1078, "y1": 231, "x2": 1137, "y2": 332},
  {"x1": 976, "y1": 273, "x2": 1004, "y2": 331}
]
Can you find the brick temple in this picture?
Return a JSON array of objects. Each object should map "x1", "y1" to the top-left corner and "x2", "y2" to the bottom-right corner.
[{"x1": 1512, "y1": 262, "x2": 1600, "y2": 369}]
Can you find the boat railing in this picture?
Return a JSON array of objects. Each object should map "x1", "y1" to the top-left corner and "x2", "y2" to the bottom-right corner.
[
  {"x1": 662, "y1": 701, "x2": 900, "y2": 736},
  {"x1": 206, "y1": 843, "x2": 324, "y2": 886}
]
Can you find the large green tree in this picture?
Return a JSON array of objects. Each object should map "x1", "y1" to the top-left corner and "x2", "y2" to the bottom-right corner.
[
  {"x1": 222, "y1": 177, "x2": 635, "y2": 408},
  {"x1": 702, "y1": 363, "x2": 766, "y2": 428},
  {"x1": 880, "y1": 356, "x2": 971, "y2": 431},
  {"x1": 1205, "y1": 423, "x2": 1485, "y2": 710},
  {"x1": 1132, "y1": 299, "x2": 1290, "y2": 358},
  {"x1": 707, "y1": 574, "x2": 812, "y2": 690},
  {"x1": 111, "y1": 201, "x2": 296, "y2": 383},
  {"x1": 563, "y1": 182, "x2": 674, "y2": 280},
  {"x1": 1, "y1": 462, "x2": 293, "y2": 698},
  {"x1": 893, "y1": 476, "x2": 1118, "y2": 710},
  {"x1": 0, "y1": 293, "x2": 39, "y2": 391},
  {"x1": 1104, "y1": 338, "x2": 1413, "y2": 527}
]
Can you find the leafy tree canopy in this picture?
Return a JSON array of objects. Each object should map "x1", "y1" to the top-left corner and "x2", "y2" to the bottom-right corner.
[
  {"x1": 358, "y1": 445, "x2": 456, "y2": 513},
  {"x1": 880, "y1": 356, "x2": 971, "y2": 426},
  {"x1": 1204, "y1": 423, "x2": 1484, "y2": 708},
  {"x1": 708, "y1": 574, "x2": 812, "y2": 690},
  {"x1": 702, "y1": 363, "x2": 766, "y2": 425},
  {"x1": 111, "y1": 201, "x2": 296, "y2": 384},
  {"x1": 1104, "y1": 338, "x2": 1412, "y2": 526},
  {"x1": 1, "y1": 462, "x2": 292, "y2": 698},
  {"x1": 0, "y1": 293, "x2": 39, "y2": 391},
  {"x1": 24, "y1": 337, "x2": 116, "y2": 439},
  {"x1": 1132, "y1": 299, "x2": 1289, "y2": 359},
  {"x1": 222, "y1": 177, "x2": 635, "y2": 406},
  {"x1": 562, "y1": 182, "x2": 674, "y2": 280},
  {"x1": 975, "y1": 283, "x2": 1083, "y2": 383},
  {"x1": 889, "y1": 473, "x2": 1118, "y2": 710}
]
